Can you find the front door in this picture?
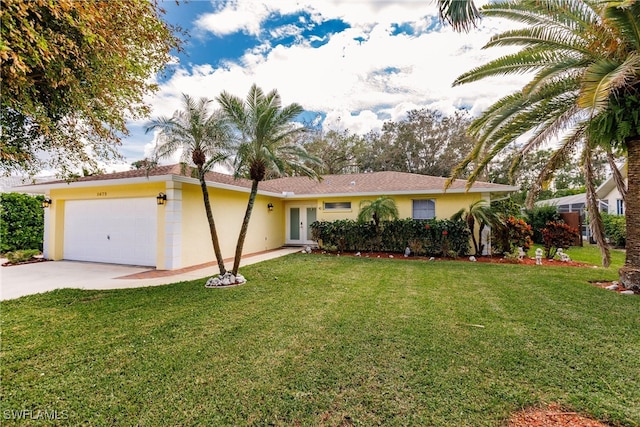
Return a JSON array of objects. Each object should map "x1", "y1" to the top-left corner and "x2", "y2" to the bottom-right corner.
[{"x1": 286, "y1": 205, "x2": 317, "y2": 245}]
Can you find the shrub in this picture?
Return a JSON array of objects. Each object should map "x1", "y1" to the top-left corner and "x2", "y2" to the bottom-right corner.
[
  {"x1": 541, "y1": 221, "x2": 580, "y2": 258},
  {"x1": 310, "y1": 218, "x2": 470, "y2": 257},
  {"x1": 525, "y1": 205, "x2": 561, "y2": 244},
  {"x1": 493, "y1": 216, "x2": 533, "y2": 254},
  {"x1": 601, "y1": 212, "x2": 626, "y2": 247},
  {"x1": 491, "y1": 197, "x2": 522, "y2": 219},
  {"x1": 5, "y1": 249, "x2": 40, "y2": 264},
  {"x1": 0, "y1": 193, "x2": 44, "y2": 253}
]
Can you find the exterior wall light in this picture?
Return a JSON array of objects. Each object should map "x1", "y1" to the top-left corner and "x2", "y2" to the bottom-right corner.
[
  {"x1": 42, "y1": 197, "x2": 52, "y2": 208},
  {"x1": 157, "y1": 192, "x2": 167, "y2": 206},
  {"x1": 267, "y1": 202, "x2": 274, "y2": 211}
]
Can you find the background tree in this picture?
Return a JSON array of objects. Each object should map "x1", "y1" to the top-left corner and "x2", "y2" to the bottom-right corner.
[
  {"x1": 447, "y1": 0, "x2": 640, "y2": 290},
  {"x1": 302, "y1": 129, "x2": 366, "y2": 174},
  {"x1": 1, "y1": 0, "x2": 180, "y2": 175},
  {"x1": 356, "y1": 109, "x2": 475, "y2": 177},
  {"x1": 218, "y1": 84, "x2": 320, "y2": 276},
  {"x1": 147, "y1": 94, "x2": 230, "y2": 275}
]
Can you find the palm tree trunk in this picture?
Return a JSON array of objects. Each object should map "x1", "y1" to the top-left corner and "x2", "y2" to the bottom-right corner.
[
  {"x1": 232, "y1": 180, "x2": 259, "y2": 275},
  {"x1": 199, "y1": 172, "x2": 226, "y2": 275},
  {"x1": 619, "y1": 138, "x2": 640, "y2": 292}
]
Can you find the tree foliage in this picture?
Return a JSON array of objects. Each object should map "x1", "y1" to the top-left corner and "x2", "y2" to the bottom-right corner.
[
  {"x1": 446, "y1": 0, "x2": 640, "y2": 283},
  {"x1": 1, "y1": 0, "x2": 180, "y2": 175},
  {"x1": 218, "y1": 84, "x2": 320, "y2": 275},
  {"x1": 362, "y1": 109, "x2": 475, "y2": 177},
  {"x1": 357, "y1": 196, "x2": 399, "y2": 227},
  {"x1": 148, "y1": 94, "x2": 231, "y2": 275},
  {"x1": 0, "y1": 193, "x2": 44, "y2": 253},
  {"x1": 303, "y1": 109, "x2": 477, "y2": 178}
]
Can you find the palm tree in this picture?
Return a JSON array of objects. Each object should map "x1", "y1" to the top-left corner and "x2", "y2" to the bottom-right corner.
[
  {"x1": 446, "y1": 1, "x2": 640, "y2": 290},
  {"x1": 146, "y1": 93, "x2": 230, "y2": 275},
  {"x1": 451, "y1": 200, "x2": 502, "y2": 256},
  {"x1": 357, "y1": 196, "x2": 399, "y2": 228},
  {"x1": 217, "y1": 84, "x2": 320, "y2": 276}
]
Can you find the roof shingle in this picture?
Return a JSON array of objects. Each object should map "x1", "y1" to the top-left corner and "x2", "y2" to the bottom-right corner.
[{"x1": 28, "y1": 165, "x2": 514, "y2": 195}]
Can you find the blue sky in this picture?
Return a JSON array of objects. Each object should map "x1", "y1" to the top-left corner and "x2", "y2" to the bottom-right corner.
[{"x1": 114, "y1": 0, "x2": 527, "y2": 170}]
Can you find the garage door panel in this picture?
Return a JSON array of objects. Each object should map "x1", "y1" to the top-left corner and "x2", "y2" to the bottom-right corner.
[{"x1": 64, "y1": 198, "x2": 157, "y2": 266}]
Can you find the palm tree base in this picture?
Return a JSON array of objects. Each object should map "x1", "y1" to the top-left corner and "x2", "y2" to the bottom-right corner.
[{"x1": 619, "y1": 265, "x2": 640, "y2": 292}]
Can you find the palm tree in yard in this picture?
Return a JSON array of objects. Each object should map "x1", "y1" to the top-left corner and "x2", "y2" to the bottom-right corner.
[
  {"x1": 445, "y1": 1, "x2": 640, "y2": 291},
  {"x1": 451, "y1": 200, "x2": 502, "y2": 256},
  {"x1": 358, "y1": 196, "x2": 400, "y2": 228},
  {"x1": 217, "y1": 84, "x2": 320, "y2": 276},
  {"x1": 147, "y1": 94, "x2": 231, "y2": 275}
]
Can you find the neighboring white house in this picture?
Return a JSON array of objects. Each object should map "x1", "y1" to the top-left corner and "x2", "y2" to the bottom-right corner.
[{"x1": 596, "y1": 163, "x2": 627, "y2": 216}]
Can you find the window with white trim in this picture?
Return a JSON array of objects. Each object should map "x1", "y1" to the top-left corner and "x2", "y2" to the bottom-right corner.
[
  {"x1": 324, "y1": 201, "x2": 351, "y2": 210},
  {"x1": 412, "y1": 199, "x2": 435, "y2": 219},
  {"x1": 617, "y1": 199, "x2": 624, "y2": 215}
]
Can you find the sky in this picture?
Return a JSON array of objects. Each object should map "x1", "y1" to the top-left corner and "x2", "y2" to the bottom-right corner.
[{"x1": 113, "y1": 0, "x2": 531, "y2": 171}]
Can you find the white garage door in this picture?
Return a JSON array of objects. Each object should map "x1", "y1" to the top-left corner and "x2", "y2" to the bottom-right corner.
[{"x1": 64, "y1": 198, "x2": 157, "y2": 266}]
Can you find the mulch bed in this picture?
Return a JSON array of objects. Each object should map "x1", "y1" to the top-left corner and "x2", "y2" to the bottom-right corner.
[
  {"x1": 312, "y1": 249, "x2": 592, "y2": 268},
  {"x1": 1, "y1": 257, "x2": 50, "y2": 267},
  {"x1": 508, "y1": 403, "x2": 610, "y2": 427}
]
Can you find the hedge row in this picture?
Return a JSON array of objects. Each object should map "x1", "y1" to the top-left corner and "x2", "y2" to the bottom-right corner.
[
  {"x1": 0, "y1": 193, "x2": 44, "y2": 253},
  {"x1": 310, "y1": 218, "x2": 470, "y2": 257}
]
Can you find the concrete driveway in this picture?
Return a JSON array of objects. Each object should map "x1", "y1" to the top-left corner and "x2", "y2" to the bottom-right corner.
[{"x1": 1, "y1": 247, "x2": 302, "y2": 301}]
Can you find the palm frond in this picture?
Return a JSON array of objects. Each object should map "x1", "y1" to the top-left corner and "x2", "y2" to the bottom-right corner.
[
  {"x1": 604, "y1": 1, "x2": 640, "y2": 51},
  {"x1": 524, "y1": 127, "x2": 585, "y2": 208},
  {"x1": 438, "y1": 0, "x2": 481, "y2": 33},
  {"x1": 583, "y1": 143, "x2": 611, "y2": 267},
  {"x1": 606, "y1": 147, "x2": 628, "y2": 202},
  {"x1": 578, "y1": 59, "x2": 627, "y2": 111},
  {"x1": 454, "y1": 49, "x2": 561, "y2": 86}
]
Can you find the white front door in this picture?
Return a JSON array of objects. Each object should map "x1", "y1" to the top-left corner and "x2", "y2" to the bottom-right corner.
[
  {"x1": 286, "y1": 205, "x2": 317, "y2": 245},
  {"x1": 63, "y1": 198, "x2": 157, "y2": 266}
]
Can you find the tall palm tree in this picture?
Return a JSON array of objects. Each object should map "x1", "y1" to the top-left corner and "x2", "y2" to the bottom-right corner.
[
  {"x1": 446, "y1": 1, "x2": 640, "y2": 290},
  {"x1": 146, "y1": 93, "x2": 230, "y2": 275},
  {"x1": 357, "y1": 196, "x2": 400, "y2": 228},
  {"x1": 217, "y1": 84, "x2": 320, "y2": 276}
]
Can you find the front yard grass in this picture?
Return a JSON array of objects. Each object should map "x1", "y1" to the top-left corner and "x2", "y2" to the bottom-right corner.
[{"x1": 1, "y1": 250, "x2": 638, "y2": 426}]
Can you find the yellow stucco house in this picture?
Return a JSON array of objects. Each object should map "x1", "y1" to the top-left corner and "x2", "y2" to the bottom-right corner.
[{"x1": 23, "y1": 164, "x2": 516, "y2": 270}]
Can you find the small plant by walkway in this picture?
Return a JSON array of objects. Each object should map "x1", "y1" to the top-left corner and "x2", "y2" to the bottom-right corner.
[{"x1": 1, "y1": 248, "x2": 638, "y2": 426}]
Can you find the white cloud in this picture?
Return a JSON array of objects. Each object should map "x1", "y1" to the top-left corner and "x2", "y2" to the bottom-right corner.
[{"x1": 128, "y1": 0, "x2": 532, "y2": 164}]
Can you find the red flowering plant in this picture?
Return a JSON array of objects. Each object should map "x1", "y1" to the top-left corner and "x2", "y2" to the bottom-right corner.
[
  {"x1": 541, "y1": 221, "x2": 580, "y2": 258},
  {"x1": 493, "y1": 216, "x2": 534, "y2": 255}
]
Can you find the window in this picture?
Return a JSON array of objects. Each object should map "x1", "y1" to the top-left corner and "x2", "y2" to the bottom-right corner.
[
  {"x1": 617, "y1": 199, "x2": 624, "y2": 215},
  {"x1": 412, "y1": 199, "x2": 435, "y2": 219},
  {"x1": 324, "y1": 201, "x2": 351, "y2": 210}
]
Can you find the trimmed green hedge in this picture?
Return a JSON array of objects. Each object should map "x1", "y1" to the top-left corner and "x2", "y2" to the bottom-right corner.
[
  {"x1": 310, "y1": 218, "x2": 470, "y2": 257},
  {"x1": 601, "y1": 212, "x2": 626, "y2": 248},
  {"x1": 0, "y1": 193, "x2": 44, "y2": 253}
]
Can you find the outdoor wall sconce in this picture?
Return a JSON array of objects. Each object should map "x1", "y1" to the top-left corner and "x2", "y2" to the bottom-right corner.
[
  {"x1": 156, "y1": 192, "x2": 167, "y2": 206},
  {"x1": 42, "y1": 197, "x2": 52, "y2": 208},
  {"x1": 267, "y1": 203, "x2": 274, "y2": 211}
]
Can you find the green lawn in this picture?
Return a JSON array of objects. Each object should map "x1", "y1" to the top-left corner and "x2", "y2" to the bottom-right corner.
[{"x1": 1, "y1": 248, "x2": 638, "y2": 426}]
